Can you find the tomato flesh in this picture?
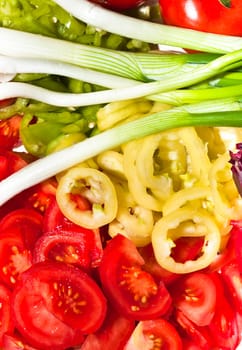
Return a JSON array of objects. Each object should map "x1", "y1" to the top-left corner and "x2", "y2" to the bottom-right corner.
[
  {"x1": 99, "y1": 234, "x2": 172, "y2": 320},
  {"x1": 125, "y1": 318, "x2": 183, "y2": 350},
  {"x1": 12, "y1": 261, "x2": 107, "y2": 349},
  {"x1": 33, "y1": 226, "x2": 102, "y2": 270},
  {"x1": 0, "y1": 115, "x2": 22, "y2": 150},
  {"x1": 138, "y1": 244, "x2": 179, "y2": 285},
  {"x1": 81, "y1": 306, "x2": 135, "y2": 350},
  {"x1": 0, "y1": 208, "x2": 43, "y2": 250},
  {"x1": 0, "y1": 284, "x2": 14, "y2": 345},
  {"x1": 171, "y1": 272, "x2": 217, "y2": 326},
  {"x1": 0, "y1": 232, "x2": 32, "y2": 288}
]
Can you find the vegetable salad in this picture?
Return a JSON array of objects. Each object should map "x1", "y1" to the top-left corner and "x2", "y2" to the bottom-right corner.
[{"x1": 0, "y1": 0, "x2": 241, "y2": 349}]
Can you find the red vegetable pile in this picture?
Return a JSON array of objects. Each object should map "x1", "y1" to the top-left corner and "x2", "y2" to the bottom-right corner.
[{"x1": 0, "y1": 108, "x2": 241, "y2": 350}]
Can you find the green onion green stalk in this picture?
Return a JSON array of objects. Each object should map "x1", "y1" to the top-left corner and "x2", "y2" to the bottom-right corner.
[{"x1": 1, "y1": 101, "x2": 242, "y2": 205}]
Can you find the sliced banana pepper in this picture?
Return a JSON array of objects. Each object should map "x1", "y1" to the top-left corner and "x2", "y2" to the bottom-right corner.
[
  {"x1": 152, "y1": 207, "x2": 221, "y2": 274},
  {"x1": 109, "y1": 180, "x2": 154, "y2": 247},
  {"x1": 56, "y1": 167, "x2": 118, "y2": 229}
]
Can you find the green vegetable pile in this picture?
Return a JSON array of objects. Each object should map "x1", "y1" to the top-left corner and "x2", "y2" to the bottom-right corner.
[{"x1": 1, "y1": 0, "x2": 242, "y2": 204}]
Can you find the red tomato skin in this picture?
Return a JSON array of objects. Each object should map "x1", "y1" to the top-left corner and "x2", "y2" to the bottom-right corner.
[
  {"x1": 0, "y1": 208, "x2": 43, "y2": 250},
  {"x1": 159, "y1": 0, "x2": 242, "y2": 36},
  {"x1": 42, "y1": 198, "x2": 103, "y2": 268},
  {"x1": 12, "y1": 261, "x2": 106, "y2": 350},
  {"x1": 99, "y1": 234, "x2": 172, "y2": 320},
  {"x1": 175, "y1": 310, "x2": 212, "y2": 350},
  {"x1": 80, "y1": 306, "x2": 135, "y2": 350},
  {"x1": 170, "y1": 272, "x2": 216, "y2": 327},
  {"x1": 125, "y1": 318, "x2": 183, "y2": 350},
  {"x1": 221, "y1": 260, "x2": 242, "y2": 313},
  {"x1": 0, "y1": 284, "x2": 14, "y2": 345},
  {"x1": 138, "y1": 244, "x2": 179, "y2": 285},
  {"x1": 2, "y1": 333, "x2": 39, "y2": 350},
  {"x1": 208, "y1": 272, "x2": 240, "y2": 350},
  {"x1": 33, "y1": 228, "x2": 97, "y2": 271},
  {"x1": 0, "y1": 114, "x2": 22, "y2": 150},
  {"x1": 0, "y1": 231, "x2": 32, "y2": 288},
  {"x1": 0, "y1": 150, "x2": 27, "y2": 181}
]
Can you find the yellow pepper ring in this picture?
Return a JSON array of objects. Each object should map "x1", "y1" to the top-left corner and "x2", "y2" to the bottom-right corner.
[
  {"x1": 152, "y1": 207, "x2": 221, "y2": 274},
  {"x1": 56, "y1": 166, "x2": 118, "y2": 229}
]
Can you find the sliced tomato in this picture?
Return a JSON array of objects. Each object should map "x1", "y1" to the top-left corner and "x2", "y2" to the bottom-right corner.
[
  {"x1": 80, "y1": 305, "x2": 135, "y2": 350},
  {"x1": 221, "y1": 260, "x2": 242, "y2": 313},
  {"x1": 0, "y1": 114, "x2": 22, "y2": 150},
  {"x1": 170, "y1": 272, "x2": 216, "y2": 326},
  {"x1": 0, "y1": 208, "x2": 43, "y2": 250},
  {"x1": 124, "y1": 318, "x2": 183, "y2": 350},
  {"x1": 12, "y1": 261, "x2": 107, "y2": 349},
  {"x1": 0, "y1": 231, "x2": 32, "y2": 288},
  {"x1": 25, "y1": 178, "x2": 57, "y2": 214},
  {"x1": 33, "y1": 225, "x2": 103, "y2": 270},
  {"x1": 175, "y1": 310, "x2": 212, "y2": 350},
  {"x1": 138, "y1": 244, "x2": 179, "y2": 285},
  {"x1": 42, "y1": 196, "x2": 71, "y2": 232},
  {"x1": 208, "y1": 272, "x2": 240, "y2": 350},
  {"x1": 182, "y1": 338, "x2": 207, "y2": 350},
  {"x1": 0, "y1": 284, "x2": 14, "y2": 346},
  {"x1": 99, "y1": 234, "x2": 172, "y2": 320},
  {"x1": 171, "y1": 236, "x2": 205, "y2": 263},
  {"x1": 2, "y1": 333, "x2": 39, "y2": 350},
  {"x1": 42, "y1": 198, "x2": 103, "y2": 268},
  {"x1": 0, "y1": 150, "x2": 28, "y2": 181},
  {"x1": 229, "y1": 220, "x2": 242, "y2": 271}
]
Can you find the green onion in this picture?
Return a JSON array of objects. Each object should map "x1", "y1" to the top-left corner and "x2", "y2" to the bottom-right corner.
[
  {"x1": 0, "y1": 28, "x2": 225, "y2": 83},
  {"x1": 1, "y1": 48, "x2": 242, "y2": 107},
  {"x1": 1, "y1": 104, "x2": 242, "y2": 205},
  {"x1": 150, "y1": 84, "x2": 242, "y2": 106},
  {"x1": 0, "y1": 55, "x2": 138, "y2": 88},
  {"x1": 52, "y1": 0, "x2": 242, "y2": 53}
]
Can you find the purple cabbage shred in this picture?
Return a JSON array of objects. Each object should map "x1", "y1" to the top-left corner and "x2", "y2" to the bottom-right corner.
[{"x1": 229, "y1": 143, "x2": 242, "y2": 197}]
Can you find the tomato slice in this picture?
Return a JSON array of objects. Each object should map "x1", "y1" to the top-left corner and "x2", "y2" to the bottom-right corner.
[
  {"x1": 0, "y1": 208, "x2": 43, "y2": 250},
  {"x1": 0, "y1": 284, "x2": 14, "y2": 346},
  {"x1": 42, "y1": 198, "x2": 103, "y2": 268},
  {"x1": 138, "y1": 244, "x2": 179, "y2": 285},
  {"x1": 175, "y1": 310, "x2": 212, "y2": 350},
  {"x1": 228, "y1": 220, "x2": 242, "y2": 271},
  {"x1": 12, "y1": 261, "x2": 107, "y2": 349},
  {"x1": 25, "y1": 179, "x2": 57, "y2": 214},
  {"x1": 42, "y1": 196, "x2": 69, "y2": 232},
  {"x1": 0, "y1": 114, "x2": 22, "y2": 150},
  {"x1": 0, "y1": 231, "x2": 32, "y2": 288},
  {"x1": 2, "y1": 333, "x2": 39, "y2": 350},
  {"x1": 0, "y1": 150, "x2": 28, "y2": 181},
  {"x1": 221, "y1": 260, "x2": 242, "y2": 313},
  {"x1": 124, "y1": 318, "x2": 183, "y2": 350},
  {"x1": 170, "y1": 272, "x2": 216, "y2": 326},
  {"x1": 99, "y1": 234, "x2": 172, "y2": 320},
  {"x1": 171, "y1": 236, "x2": 205, "y2": 263},
  {"x1": 33, "y1": 226, "x2": 102, "y2": 270},
  {"x1": 208, "y1": 272, "x2": 240, "y2": 350},
  {"x1": 80, "y1": 305, "x2": 135, "y2": 350}
]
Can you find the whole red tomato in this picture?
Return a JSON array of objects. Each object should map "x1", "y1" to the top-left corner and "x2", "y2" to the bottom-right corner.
[
  {"x1": 91, "y1": 0, "x2": 144, "y2": 11},
  {"x1": 159, "y1": 0, "x2": 242, "y2": 36}
]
